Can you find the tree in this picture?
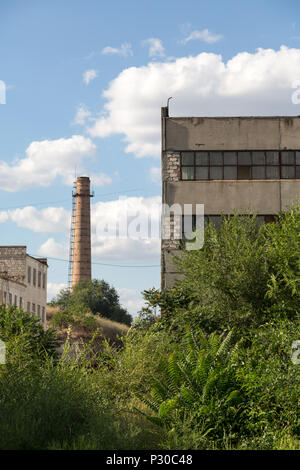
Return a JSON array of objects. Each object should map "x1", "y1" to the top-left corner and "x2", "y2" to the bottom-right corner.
[
  {"x1": 53, "y1": 279, "x2": 132, "y2": 326},
  {"x1": 143, "y1": 208, "x2": 300, "y2": 335}
]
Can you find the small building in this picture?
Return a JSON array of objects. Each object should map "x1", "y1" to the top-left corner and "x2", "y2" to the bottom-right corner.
[
  {"x1": 0, "y1": 246, "x2": 48, "y2": 328},
  {"x1": 161, "y1": 108, "x2": 300, "y2": 289}
]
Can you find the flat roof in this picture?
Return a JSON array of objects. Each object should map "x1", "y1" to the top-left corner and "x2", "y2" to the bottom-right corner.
[{"x1": 166, "y1": 115, "x2": 300, "y2": 120}]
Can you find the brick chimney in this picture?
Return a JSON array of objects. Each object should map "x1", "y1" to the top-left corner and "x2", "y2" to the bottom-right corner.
[{"x1": 72, "y1": 177, "x2": 93, "y2": 288}]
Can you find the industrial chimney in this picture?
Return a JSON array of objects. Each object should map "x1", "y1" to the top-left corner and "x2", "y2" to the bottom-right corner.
[{"x1": 71, "y1": 176, "x2": 94, "y2": 288}]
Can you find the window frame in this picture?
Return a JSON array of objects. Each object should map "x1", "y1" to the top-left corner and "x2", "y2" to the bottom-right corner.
[{"x1": 180, "y1": 150, "x2": 299, "y2": 181}]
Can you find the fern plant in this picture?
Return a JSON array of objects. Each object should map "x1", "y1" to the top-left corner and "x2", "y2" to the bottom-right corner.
[{"x1": 139, "y1": 328, "x2": 246, "y2": 447}]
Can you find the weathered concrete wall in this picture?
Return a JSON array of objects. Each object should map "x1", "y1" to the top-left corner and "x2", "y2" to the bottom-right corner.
[
  {"x1": 165, "y1": 180, "x2": 300, "y2": 214},
  {"x1": 165, "y1": 116, "x2": 300, "y2": 151}
]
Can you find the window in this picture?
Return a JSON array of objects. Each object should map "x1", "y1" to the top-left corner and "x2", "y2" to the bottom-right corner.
[
  {"x1": 182, "y1": 166, "x2": 194, "y2": 180},
  {"x1": 27, "y1": 266, "x2": 31, "y2": 284},
  {"x1": 9, "y1": 293, "x2": 12, "y2": 305},
  {"x1": 238, "y1": 152, "x2": 251, "y2": 165},
  {"x1": 14, "y1": 295, "x2": 17, "y2": 306},
  {"x1": 37, "y1": 305, "x2": 40, "y2": 318},
  {"x1": 237, "y1": 166, "x2": 251, "y2": 180},
  {"x1": 180, "y1": 150, "x2": 300, "y2": 181},
  {"x1": 19, "y1": 297, "x2": 23, "y2": 309},
  {"x1": 32, "y1": 303, "x2": 36, "y2": 314},
  {"x1": 38, "y1": 271, "x2": 41, "y2": 288},
  {"x1": 3, "y1": 292, "x2": 6, "y2": 305},
  {"x1": 181, "y1": 214, "x2": 279, "y2": 242},
  {"x1": 33, "y1": 268, "x2": 36, "y2": 287},
  {"x1": 42, "y1": 273, "x2": 46, "y2": 289},
  {"x1": 252, "y1": 166, "x2": 265, "y2": 179},
  {"x1": 42, "y1": 307, "x2": 45, "y2": 323},
  {"x1": 27, "y1": 302, "x2": 30, "y2": 312},
  {"x1": 210, "y1": 166, "x2": 223, "y2": 180}
]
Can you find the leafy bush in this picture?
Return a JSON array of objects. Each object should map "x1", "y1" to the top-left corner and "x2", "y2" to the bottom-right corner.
[
  {"x1": 139, "y1": 328, "x2": 247, "y2": 449},
  {"x1": 143, "y1": 208, "x2": 300, "y2": 335},
  {"x1": 0, "y1": 305, "x2": 58, "y2": 362},
  {"x1": 235, "y1": 320, "x2": 300, "y2": 445},
  {"x1": 52, "y1": 279, "x2": 132, "y2": 326}
]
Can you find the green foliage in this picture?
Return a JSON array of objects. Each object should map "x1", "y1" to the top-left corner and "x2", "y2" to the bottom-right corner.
[
  {"x1": 235, "y1": 320, "x2": 300, "y2": 442},
  {"x1": 48, "y1": 287, "x2": 71, "y2": 309},
  {"x1": 49, "y1": 308, "x2": 75, "y2": 329},
  {"x1": 52, "y1": 279, "x2": 132, "y2": 326},
  {"x1": 1, "y1": 208, "x2": 299, "y2": 450},
  {"x1": 144, "y1": 208, "x2": 300, "y2": 335},
  {"x1": 0, "y1": 305, "x2": 58, "y2": 362},
  {"x1": 0, "y1": 350, "x2": 160, "y2": 450},
  {"x1": 263, "y1": 207, "x2": 300, "y2": 319},
  {"x1": 140, "y1": 328, "x2": 246, "y2": 449}
]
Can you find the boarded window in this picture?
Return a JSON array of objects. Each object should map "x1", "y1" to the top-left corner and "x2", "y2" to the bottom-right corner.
[{"x1": 237, "y1": 166, "x2": 251, "y2": 180}]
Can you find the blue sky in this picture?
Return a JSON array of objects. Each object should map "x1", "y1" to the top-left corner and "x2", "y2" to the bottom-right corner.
[{"x1": 1, "y1": 0, "x2": 300, "y2": 315}]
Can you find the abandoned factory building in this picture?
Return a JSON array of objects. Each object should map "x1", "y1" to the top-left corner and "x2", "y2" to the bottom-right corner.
[
  {"x1": 0, "y1": 246, "x2": 48, "y2": 328},
  {"x1": 161, "y1": 107, "x2": 300, "y2": 289}
]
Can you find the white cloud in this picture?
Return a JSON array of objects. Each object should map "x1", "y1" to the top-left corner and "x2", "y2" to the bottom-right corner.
[
  {"x1": 88, "y1": 46, "x2": 300, "y2": 158},
  {"x1": 150, "y1": 166, "x2": 161, "y2": 184},
  {"x1": 101, "y1": 43, "x2": 133, "y2": 57},
  {"x1": 38, "y1": 238, "x2": 68, "y2": 258},
  {"x1": 0, "y1": 135, "x2": 99, "y2": 191},
  {"x1": 73, "y1": 104, "x2": 92, "y2": 125},
  {"x1": 142, "y1": 38, "x2": 165, "y2": 57},
  {"x1": 0, "y1": 212, "x2": 9, "y2": 223},
  {"x1": 91, "y1": 173, "x2": 112, "y2": 187},
  {"x1": 181, "y1": 28, "x2": 223, "y2": 44},
  {"x1": 83, "y1": 69, "x2": 98, "y2": 85},
  {"x1": 47, "y1": 282, "x2": 67, "y2": 301},
  {"x1": 117, "y1": 288, "x2": 145, "y2": 317},
  {"x1": 5, "y1": 207, "x2": 70, "y2": 233},
  {"x1": 92, "y1": 237, "x2": 160, "y2": 261},
  {"x1": 91, "y1": 196, "x2": 161, "y2": 261}
]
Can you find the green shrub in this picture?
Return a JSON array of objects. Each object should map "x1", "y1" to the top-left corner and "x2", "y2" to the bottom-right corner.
[
  {"x1": 139, "y1": 328, "x2": 247, "y2": 449},
  {"x1": 0, "y1": 305, "x2": 58, "y2": 362},
  {"x1": 52, "y1": 279, "x2": 133, "y2": 326}
]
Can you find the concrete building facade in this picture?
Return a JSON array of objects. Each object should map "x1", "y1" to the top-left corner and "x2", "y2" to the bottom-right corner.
[
  {"x1": 161, "y1": 108, "x2": 300, "y2": 289},
  {"x1": 72, "y1": 176, "x2": 93, "y2": 288},
  {"x1": 0, "y1": 246, "x2": 48, "y2": 327}
]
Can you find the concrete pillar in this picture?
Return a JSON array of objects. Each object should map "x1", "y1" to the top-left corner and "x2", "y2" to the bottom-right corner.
[{"x1": 72, "y1": 177, "x2": 93, "y2": 288}]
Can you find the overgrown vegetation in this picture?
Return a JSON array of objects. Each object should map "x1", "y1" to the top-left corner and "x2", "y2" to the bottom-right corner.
[
  {"x1": 0, "y1": 208, "x2": 299, "y2": 449},
  {"x1": 50, "y1": 279, "x2": 132, "y2": 326}
]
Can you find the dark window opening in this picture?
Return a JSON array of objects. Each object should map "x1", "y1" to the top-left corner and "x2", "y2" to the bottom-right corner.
[{"x1": 237, "y1": 166, "x2": 251, "y2": 180}]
